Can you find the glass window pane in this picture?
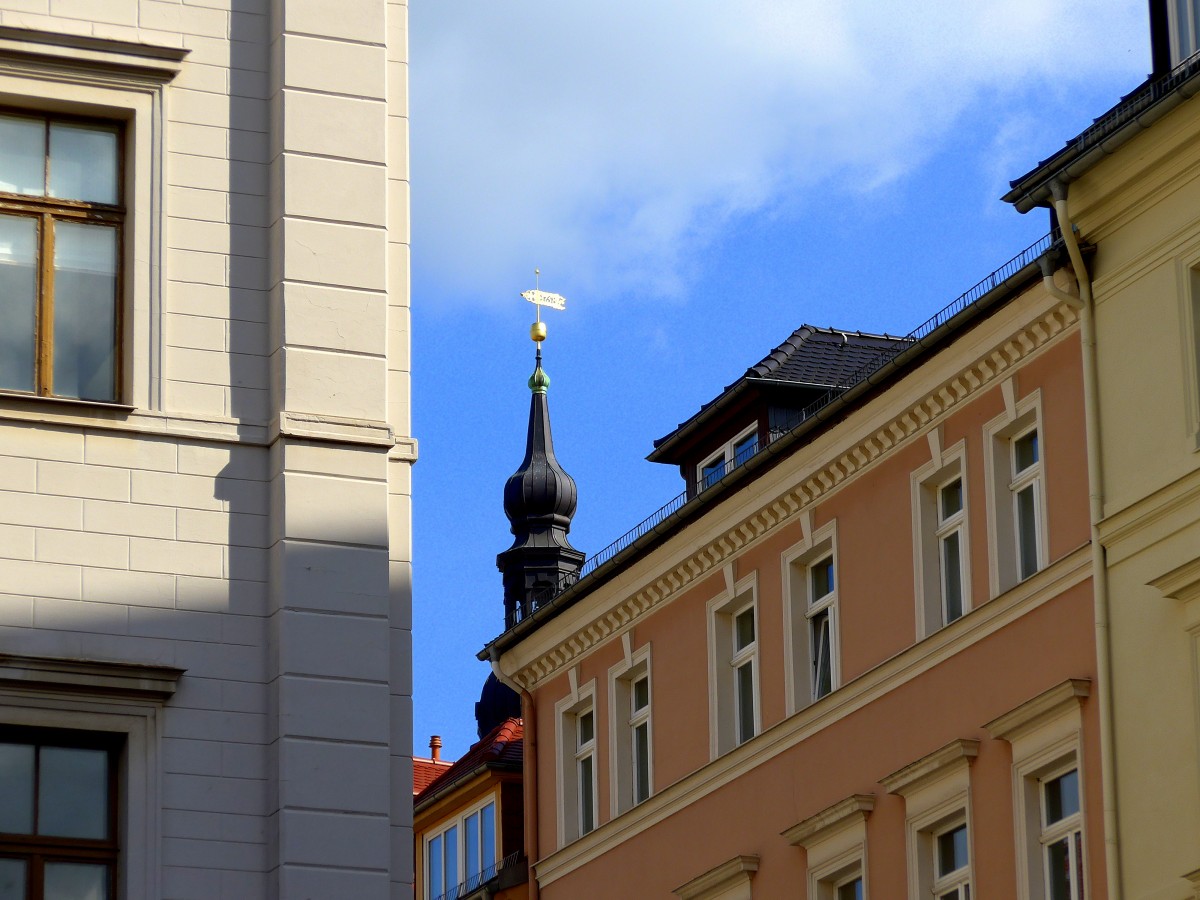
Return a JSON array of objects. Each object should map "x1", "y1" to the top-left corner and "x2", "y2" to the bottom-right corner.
[
  {"x1": 442, "y1": 825, "x2": 458, "y2": 894},
  {"x1": 632, "y1": 676, "x2": 649, "y2": 712},
  {"x1": 1016, "y1": 484, "x2": 1038, "y2": 580},
  {"x1": 940, "y1": 478, "x2": 963, "y2": 519},
  {"x1": 428, "y1": 834, "x2": 443, "y2": 899},
  {"x1": 0, "y1": 114, "x2": 46, "y2": 196},
  {"x1": 633, "y1": 721, "x2": 650, "y2": 803},
  {"x1": 49, "y1": 123, "x2": 119, "y2": 205},
  {"x1": 812, "y1": 611, "x2": 832, "y2": 699},
  {"x1": 1045, "y1": 769, "x2": 1080, "y2": 824},
  {"x1": 53, "y1": 221, "x2": 118, "y2": 401},
  {"x1": 0, "y1": 743, "x2": 34, "y2": 834},
  {"x1": 480, "y1": 802, "x2": 496, "y2": 873},
  {"x1": 465, "y1": 812, "x2": 480, "y2": 880},
  {"x1": 736, "y1": 660, "x2": 755, "y2": 744},
  {"x1": 837, "y1": 877, "x2": 863, "y2": 900},
  {"x1": 0, "y1": 858, "x2": 25, "y2": 900},
  {"x1": 811, "y1": 557, "x2": 834, "y2": 599},
  {"x1": 1046, "y1": 836, "x2": 1073, "y2": 900},
  {"x1": 942, "y1": 530, "x2": 963, "y2": 624},
  {"x1": 733, "y1": 432, "x2": 758, "y2": 465},
  {"x1": 937, "y1": 824, "x2": 968, "y2": 875},
  {"x1": 701, "y1": 455, "x2": 725, "y2": 488},
  {"x1": 38, "y1": 745, "x2": 109, "y2": 839},
  {"x1": 1179, "y1": 0, "x2": 1195, "y2": 58},
  {"x1": 0, "y1": 214, "x2": 38, "y2": 393},
  {"x1": 1014, "y1": 430, "x2": 1039, "y2": 472},
  {"x1": 43, "y1": 862, "x2": 108, "y2": 900},
  {"x1": 734, "y1": 607, "x2": 755, "y2": 651},
  {"x1": 579, "y1": 756, "x2": 594, "y2": 834},
  {"x1": 577, "y1": 709, "x2": 593, "y2": 747}
]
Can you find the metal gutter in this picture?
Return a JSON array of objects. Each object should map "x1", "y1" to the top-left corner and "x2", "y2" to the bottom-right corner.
[{"x1": 479, "y1": 250, "x2": 1050, "y2": 662}]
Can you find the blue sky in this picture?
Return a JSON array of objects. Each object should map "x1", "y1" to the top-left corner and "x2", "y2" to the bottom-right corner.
[{"x1": 408, "y1": 1, "x2": 1150, "y2": 759}]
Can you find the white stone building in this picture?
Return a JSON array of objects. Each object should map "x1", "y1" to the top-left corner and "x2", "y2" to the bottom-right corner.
[{"x1": 0, "y1": 1, "x2": 413, "y2": 897}]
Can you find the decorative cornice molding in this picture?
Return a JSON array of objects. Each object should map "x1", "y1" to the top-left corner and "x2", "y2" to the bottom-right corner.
[
  {"x1": 0, "y1": 653, "x2": 184, "y2": 699},
  {"x1": 985, "y1": 678, "x2": 1091, "y2": 742},
  {"x1": 672, "y1": 855, "x2": 759, "y2": 900},
  {"x1": 512, "y1": 302, "x2": 1081, "y2": 689},
  {"x1": 880, "y1": 739, "x2": 979, "y2": 797},
  {"x1": 782, "y1": 794, "x2": 874, "y2": 848},
  {"x1": 1148, "y1": 557, "x2": 1200, "y2": 604}
]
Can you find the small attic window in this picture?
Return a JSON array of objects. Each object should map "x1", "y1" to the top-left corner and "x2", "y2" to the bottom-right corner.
[
  {"x1": 698, "y1": 427, "x2": 759, "y2": 491},
  {"x1": 1171, "y1": 0, "x2": 1200, "y2": 63}
]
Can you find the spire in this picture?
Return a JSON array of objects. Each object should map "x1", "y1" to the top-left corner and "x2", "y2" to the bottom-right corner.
[{"x1": 497, "y1": 277, "x2": 585, "y2": 629}]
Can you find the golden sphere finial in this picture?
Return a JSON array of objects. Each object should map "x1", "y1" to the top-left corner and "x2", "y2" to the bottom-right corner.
[{"x1": 531, "y1": 321, "x2": 547, "y2": 342}]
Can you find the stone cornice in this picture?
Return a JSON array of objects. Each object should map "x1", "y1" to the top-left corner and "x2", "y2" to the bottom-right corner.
[
  {"x1": 510, "y1": 302, "x2": 1080, "y2": 690},
  {"x1": 880, "y1": 738, "x2": 979, "y2": 796},
  {"x1": 781, "y1": 794, "x2": 874, "y2": 848},
  {"x1": 0, "y1": 653, "x2": 184, "y2": 699},
  {"x1": 672, "y1": 855, "x2": 759, "y2": 899}
]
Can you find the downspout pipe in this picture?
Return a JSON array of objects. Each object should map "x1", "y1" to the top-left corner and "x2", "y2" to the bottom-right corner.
[
  {"x1": 1050, "y1": 179, "x2": 1122, "y2": 897},
  {"x1": 489, "y1": 651, "x2": 539, "y2": 900}
]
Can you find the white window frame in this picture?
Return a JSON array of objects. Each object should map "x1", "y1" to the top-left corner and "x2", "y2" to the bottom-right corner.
[
  {"x1": 911, "y1": 439, "x2": 971, "y2": 638},
  {"x1": 984, "y1": 388, "x2": 1048, "y2": 598},
  {"x1": 783, "y1": 794, "x2": 872, "y2": 900},
  {"x1": 881, "y1": 738, "x2": 978, "y2": 900},
  {"x1": 697, "y1": 424, "x2": 760, "y2": 491},
  {"x1": 1037, "y1": 764, "x2": 1085, "y2": 900},
  {"x1": 782, "y1": 519, "x2": 839, "y2": 715},
  {"x1": 706, "y1": 569, "x2": 759, "y2": 759},
  {"x1": 608, "y1": 640, "x2": 652, "y2": 817},
  {"x1": 985, "y1": 678, "x2": 1090, "y2": 900},
  {"x1": 0, "y1": 32, "x2": 180, "y2": 413},
  {"x1": 555, "y1": 679, "x2": 598, "y2": 847},
  {"x1": 423, "y1": 793, "x2": 500, "y2": 900}
]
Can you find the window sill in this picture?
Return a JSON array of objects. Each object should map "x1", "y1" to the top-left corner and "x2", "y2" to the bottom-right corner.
[{"x1": 0, "y1": 391, "x2": 135, "y2": 415}]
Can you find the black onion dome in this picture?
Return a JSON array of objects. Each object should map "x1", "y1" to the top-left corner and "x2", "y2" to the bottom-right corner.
[
  {"x1": 475, "y1": 672, "x2": 521, "y2": 740},
  {"x1": 502, "y1": 363, "x2": 578, "y2": 532}
]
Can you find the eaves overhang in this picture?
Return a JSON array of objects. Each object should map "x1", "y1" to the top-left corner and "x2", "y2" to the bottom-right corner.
[
  {"x1": 1004, "y1": 53, "x2": 1200, "y2": 213},
  {"x1": 413, "y1": 759, "x2": 522, "y2": 817},
  {"x1": 479, "y1": 247, "x2": 1055, "y2": 665}
]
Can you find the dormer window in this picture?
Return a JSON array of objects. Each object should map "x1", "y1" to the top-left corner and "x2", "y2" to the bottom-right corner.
[
  {"x1": 1171, "y1": 0, "x2": 1200, "y2": 63},
  {"x1": 698, "y1": 427, "x2": 759, "y2": 491}
]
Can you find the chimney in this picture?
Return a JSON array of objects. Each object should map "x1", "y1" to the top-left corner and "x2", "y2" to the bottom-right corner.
[{"x1": 429, "y1": 735, "x2": 442, "y2": 762}]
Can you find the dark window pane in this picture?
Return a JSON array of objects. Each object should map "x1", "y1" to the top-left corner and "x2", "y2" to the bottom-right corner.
[
  {"x1": 0, "y1": 114, "x2": 45, "y2": 196},
  {"x1": 812, "y1": 611, "x2": 832, "y2": 699},
  {"x1": 53, "y1": 221, "x2": 118, "y2": 401},
  {"x1": 1045, "y1": 769, "x2": 1080, "y2": 824},
  {"x1": 1016, "y1": 484, "x2": 1039, "y2": 580},
  {"x1": 811, "y1": 557, "x2": 834, "y2": 598},
  {"x1": 0, "y1": 743, "x2": 34, "y2": 834},
  {"x1": 442, "y1": 825, "x2": 457, "y2": 894},
  {"x1": 0, "y1": 214, "x2": 37, "y2": 393},
  {"x1": 734, "y1": 606, "x2": 755, "y2": 651},
  {"x1": 937, "y1": 823, "x2": 968, "y2": 875},
  {"x1": 578, "y1": 709, "x2": 593, "y2": 747},
  {"x1": 634, "y1": 722, "x2": 650, "y2": 803},
  {"x1": 579, "y1": 756, "x2": 594, "y2": 834},
  {"x1": 49, "y1": 123, "x2": 119, "y2": 205},
  {"x1": 736, "y1": 660, "x2": 755, "y2": 744},
  {"x1": 38, "y1": 746, "x2": 109, "y2": 839},
  {"x1": 837, "y1": 877, "x2": 863, "y2": 900},
  {"x1": 940, "y1": 478, "x2": 963, "y2": 519},
  {"x1": 701, "y1": 455, "x2": 725, "y2": 488},
  {"x1": 1015, "y1": 429, "x2": 1039, "y2": 471},
  {"x1": 1046, "y1": 836, "x2": 1073, "y2": 900},
  {"x1": 0, "y1": 858, "x2": 25, "y2": 900},
  {"x1": 428, "y1": 834, "x2": 443, "y2": 899},
  {"x1": 733, "y1": 433, "x2": 758, "y2": 465},
  {"x1": 465, "y1": 812, "x2": 480, "y2": 879},
  {"x1": 43, "y1": 862, "x2": 108, "y2": 900},
  {"x1": 942, "y1": 530, "x2": 963, "y2": 623},
  {"x1": 632, "y1": 676, "x2": 649, "y2": 712}
]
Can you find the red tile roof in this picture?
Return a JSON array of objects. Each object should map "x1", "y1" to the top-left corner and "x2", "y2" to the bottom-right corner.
[
  {"x1": 413, "y1": 756, "x2": 453, "y2": 796},
  {"x1": 415, "y1": 718, "x2": 523, "y2": 807}
]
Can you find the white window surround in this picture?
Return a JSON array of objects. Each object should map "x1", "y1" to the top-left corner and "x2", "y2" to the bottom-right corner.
[
  {"x1": 1182, "y1": 264, "x2": 1200, "y2": 451},
  {"x1": 880, "y1": 738, "x2": 979, "y2": 900},
  {"x1": 983, "y1": 387, "x2": 1048, "y2": 599},
  {"x1": 423, "y1": 792, "x2": 499, "y2": 900},
  {"x1": 608, "y1": 638, "x2": 652, "y2": 817},
  {"x1": 985, "y1": 678, "x2": 1091, "y2": 900},
  {"x1": 555, "y1": 678, "x2": 598, "y2": 848},
  {"x1": 782, "y1": 519, "x2": 839, "y2": 716},
  {"x1": 782, "y1": 794, "x2": 873, "y2": 900},
  {"x1": 707, "y1": 568, "x2": 759, "y2": 759},
  {"x1": 911, "y1": 436, "x2": 972, "y2": 639},
  {"x1": 0, "y1": 28, "x2": 182, "y2": 414},
  {"x1": 697, "y1": 425, "x2": 760, "y2": 491},
  {"x1": 0, "y1": 653, "x2": 182, "y2": 900},
  {"x1": 673, "y1": 854, "x2": 759, "y2": 900}
]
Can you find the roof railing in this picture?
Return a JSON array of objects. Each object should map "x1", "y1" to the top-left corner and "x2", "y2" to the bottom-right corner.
[
  {"x1": 431, "y1": 851, "x2": 524, "y2": 900},
  {"x1": 506, "y1": 229, "x2": 1058, "y2": 631}
]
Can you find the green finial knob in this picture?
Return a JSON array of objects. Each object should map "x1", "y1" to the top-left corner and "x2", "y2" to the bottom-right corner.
[{"x1": 528, "y1": 366, "x2": 550, "y2": 394}]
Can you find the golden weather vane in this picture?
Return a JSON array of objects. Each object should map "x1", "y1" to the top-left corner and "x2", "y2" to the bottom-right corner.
[{"x1": 521, "y1": 268, "x2": 567, "y2": 345}]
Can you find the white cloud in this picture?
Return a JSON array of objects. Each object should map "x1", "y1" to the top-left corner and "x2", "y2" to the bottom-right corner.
[{"x1": 410, "y1": 1, "x2": 1147, "y2": 306}]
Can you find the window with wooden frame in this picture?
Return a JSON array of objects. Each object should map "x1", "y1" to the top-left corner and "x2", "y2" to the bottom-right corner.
[
  {"x1": 0, "y1": 726, "x2": 121, "y2": 900},
  {"x1": 0, "y1": 110, "x2": 123, "y2": 403}
]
